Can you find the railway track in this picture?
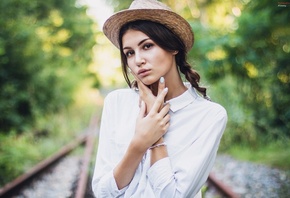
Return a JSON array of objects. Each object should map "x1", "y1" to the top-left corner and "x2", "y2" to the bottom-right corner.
[
  {"x1": 205, "y1": 172, "x2": 240, "y2": 198},
  {"x1": 0, "y1": 114, "x2": 239, "y2": 198},
  {"x1": 0, "y1": 116, "x2": 99, "y2": 198}
]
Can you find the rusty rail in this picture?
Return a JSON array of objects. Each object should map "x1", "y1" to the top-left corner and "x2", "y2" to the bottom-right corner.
[
  {"x1": 1, "y1": 114, "x2": 238, "y2": 198},
  {"x1": 75, "y1": 115, "x2": 99, "y2": 198},
  {"x1": 208, "y1": 172, "x2": 240, "y2": 198},
  {"x1": 0, "y1": 132, "x2": 89, "y2": 198}
]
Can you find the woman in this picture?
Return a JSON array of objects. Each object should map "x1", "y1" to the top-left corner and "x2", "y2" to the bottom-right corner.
[{"x1": 92, "y1": 0, "x2": 227, "y2": 197}]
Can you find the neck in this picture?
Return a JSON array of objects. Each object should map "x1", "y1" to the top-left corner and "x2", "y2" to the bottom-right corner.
[
  {"x1": 165, "y1": 80, "x2": 187, "y2": 101},
  {"x1": 150, "y1": 78, "x2": 187, "y2": 101}
]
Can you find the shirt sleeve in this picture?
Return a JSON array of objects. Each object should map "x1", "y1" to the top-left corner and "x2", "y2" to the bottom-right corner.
[
  {"x1": 147, "y1": 107, "x2": 227, "y2": 198},
  {"x1": 91, "y1": 93, "x2": 128, "y2": 197}
]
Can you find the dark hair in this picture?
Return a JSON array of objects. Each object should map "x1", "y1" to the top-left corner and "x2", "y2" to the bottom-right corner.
[{"x1": 118, "y1": 20, "x2": 209, "y2": 99}]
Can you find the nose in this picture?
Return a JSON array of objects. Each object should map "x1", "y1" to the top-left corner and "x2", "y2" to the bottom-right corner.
[{"x1": 134, "y1": 51, "x2": 145, "y2": 67}]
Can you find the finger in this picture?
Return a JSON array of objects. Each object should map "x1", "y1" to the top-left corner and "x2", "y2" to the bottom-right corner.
[
  {"x1": 138, "y1": 101, "x2": 146, "y2": 119},
  {"x1": 159, "y1": 102, "x2": 170, "y2": 117},
  {"x1": 156, "y1": 77, "x2": 165, "y2": 111},
  {"x1": 129, "y1": 68, "x2": 139, "y2": 81},
  {"x1": 136, "y1": 82, "x2": 154, "y2": 104},
  {"x1": 130, "y1": 70, "x2": 146, "y2": 96},
  {"x1": 130, "y1": 70, "x2": 150, "y2": 93},
  {"x1": 157, "y1": 77, "x2": 165, "y2": 96},
  {"x1": 138, "y1": 82, "x2": 151, "y2": 96},
  {"x1": 139, "y1": 97, "x2": 141, "y2": 108},
  {"x1": 150, "y1": 87, "x2": 168, "y2": 113},
  {"x1": 163, "y1": 113, "x2": 170, "y2": 124},
  {"x1": 130, "y1": 70, "x2": 142, "y2": 91},
  {"x1": 131, "y1": 70, "x2": 149, "y2": 93},
  {"x1": 130, "y1": 70, "x2": 143, "y2": 108},
  {"x1": 163, "y1": 122, "x2": 170, "y2": 134}
]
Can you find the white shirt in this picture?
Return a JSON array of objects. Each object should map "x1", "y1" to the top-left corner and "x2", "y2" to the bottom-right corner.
[{"x1": 92, "y1": 85, "x2": 227, "y2": 198}]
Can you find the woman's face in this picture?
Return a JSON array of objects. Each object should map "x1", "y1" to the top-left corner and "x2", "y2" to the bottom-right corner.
[{"x1": 122, "y1": 29, "x2": 177, "y2": 85}]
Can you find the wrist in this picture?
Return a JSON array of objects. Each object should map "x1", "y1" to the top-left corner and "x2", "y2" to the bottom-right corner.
[
  {"x1": 130, "y1": 138, "x2": 148, "y2": 154},
  {"x1": 149, "y1": 142, "x2": 167, "y2": 150},
  {"x1": 153, "y1": 137, "x2": 164, "y2": 146}
]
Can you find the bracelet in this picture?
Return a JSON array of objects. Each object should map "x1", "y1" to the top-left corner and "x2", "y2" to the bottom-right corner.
[{"x1": 149, "y1": 142, "x2": 167, "y2": 150}]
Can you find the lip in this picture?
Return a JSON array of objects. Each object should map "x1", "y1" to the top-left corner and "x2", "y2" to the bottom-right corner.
[{"x1": 137, "y1": 69, "x2": 151, "y2": 77}]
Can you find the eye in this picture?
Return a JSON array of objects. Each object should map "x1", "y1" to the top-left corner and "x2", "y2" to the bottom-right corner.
[
  {"x1": 143, "y1": 43, "x2": 153, "y2": 50},
  {"x1": 125, "y1": 50, "x2": 134, "y2": 58}
]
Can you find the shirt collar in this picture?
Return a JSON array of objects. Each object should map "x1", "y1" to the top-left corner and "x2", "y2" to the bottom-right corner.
[{"x1": 167, "y1": 83, "x2": 199, "y2": 113}]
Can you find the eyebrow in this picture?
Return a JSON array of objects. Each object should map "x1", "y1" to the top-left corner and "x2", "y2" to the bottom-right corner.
[{"x1": 123, "y1": 38, "x2": 150, "y2": 50}]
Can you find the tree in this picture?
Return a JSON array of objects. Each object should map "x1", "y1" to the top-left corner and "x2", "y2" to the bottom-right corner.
[
  {"x1": 205, "y1": 0, "x2": 290, "y2": 139},
  {"x1": 0, "y1": 0, "x2": 96, "y2": 132},
  {"x1": 103, "y1": 0, "x2": 290, "y2": 144}
]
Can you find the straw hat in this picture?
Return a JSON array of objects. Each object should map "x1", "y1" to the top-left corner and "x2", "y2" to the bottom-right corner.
[{"x1": 103, "y1": 0, "x2": 194, "y2": 52}]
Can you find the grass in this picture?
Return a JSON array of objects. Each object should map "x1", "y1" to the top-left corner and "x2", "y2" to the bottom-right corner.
[
  {"x1": 0, "y1": 100, "x2": 103, "y2": 187},
  {"x1": 0, "y1": 132, "x2": 61, "y2": 185},
  {"x1": 225, "y1": 139, "x2": 290, "y2": 170}
]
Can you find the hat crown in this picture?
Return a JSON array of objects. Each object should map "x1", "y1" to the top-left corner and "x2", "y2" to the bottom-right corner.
[
  {"x1": 103, "y1": 0, "x2": 194, "y2": 52},
  {"x1": 129, "y1": 0, "x2": 172, "y2": 11}
]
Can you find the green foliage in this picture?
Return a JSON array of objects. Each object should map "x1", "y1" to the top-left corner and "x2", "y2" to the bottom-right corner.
[
  {"x1": 0, "y1": 132, "x2": 57, "y2": 185},
  {"x1": 186, "y1": 0, "x2": 290, "y2": 146},
  {"x1": 0, "y1": 0, "x2": 96, "y2": 132},
  {"x1": 227, "y1": 139, "x2": 290, "y2": 170},
  {"x1": 105, "y1": 0, "x2": 131, "y2": 11},
  {"x1": 0, "y1": 103, "x2": 96, "y2": 186},
  {"x1": 98, "y1": 0, "x2": 290, "y2": 166},
  {"x1": 209, "y1": 0, "x2": 290, "y2": 140}
]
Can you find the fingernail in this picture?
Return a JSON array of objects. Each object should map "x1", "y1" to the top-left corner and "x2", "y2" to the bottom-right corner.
[
  {"x1": 160, "y1": 77, "x2": 164, "y2": 83},
  {"x1": 164, "y1": 87, "x2": 168, "y2": 92}
]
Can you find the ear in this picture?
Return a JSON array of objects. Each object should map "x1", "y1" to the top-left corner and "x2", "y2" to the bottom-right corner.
[{"x1": 172, "y1": 50, "x2": 178, "y2": 55}]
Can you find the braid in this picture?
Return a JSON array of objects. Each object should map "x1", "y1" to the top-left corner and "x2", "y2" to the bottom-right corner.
[{"x1": 179, "y1": 61, "x2": 211, "y2": 101}]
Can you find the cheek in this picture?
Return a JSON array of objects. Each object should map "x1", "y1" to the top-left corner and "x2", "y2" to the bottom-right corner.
[
  {"x1": 127, "y1": 58, "x2": 134, "y2": 68},
  {"x1": 153, "y1": 51, "x2": 171, "y2": 66},
  {"x1": 127, "y1": 65, "x2": 137, "y2": 76}
]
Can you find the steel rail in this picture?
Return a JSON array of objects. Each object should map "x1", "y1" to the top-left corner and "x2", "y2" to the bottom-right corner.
[
  {"x1": 75, "y1": 115, "x2": 99, "y2": 198},
  {"x1": 0, "y1": 132, "x2": 88, "y2": 198},
  {"x1": 208, "y1": 172, "x2": 240, "y2": 198},
  {"x1": 1, "y1": 115, "x2": 238, "y2": 198}
]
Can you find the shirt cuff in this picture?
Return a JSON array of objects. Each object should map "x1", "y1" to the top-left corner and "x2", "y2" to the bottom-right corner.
[
  {"x1": 112, "y1": 170, "x2": 129, "y2": 195},
  {"x1": 98, "y1": 170, "x2": 128, "y2": 197},
  {"x1": 147, "y1": 157, "x2": 173, "y2": 190}
]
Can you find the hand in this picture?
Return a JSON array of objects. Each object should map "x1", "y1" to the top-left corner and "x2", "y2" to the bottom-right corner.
[
  {"x1": 131, "y1": 71, "x2": 166, "y2": 113},
  {"x1": 133, "y1": 87, "x2": 170, "y2": 151}
]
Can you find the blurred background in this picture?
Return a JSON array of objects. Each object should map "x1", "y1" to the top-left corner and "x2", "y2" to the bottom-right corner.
[{"x1": 0, "y1": 0, "x2": 289, "y2": 192}]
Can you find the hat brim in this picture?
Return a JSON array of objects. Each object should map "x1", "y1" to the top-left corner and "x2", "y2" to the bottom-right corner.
[{"x1": 103, "y1": 9, "x2": 194, "y2": 52}]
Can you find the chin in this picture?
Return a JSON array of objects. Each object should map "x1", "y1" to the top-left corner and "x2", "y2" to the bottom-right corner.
[{"x1": 141, "y1": 79, "x2": 158, "y2": 87}]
